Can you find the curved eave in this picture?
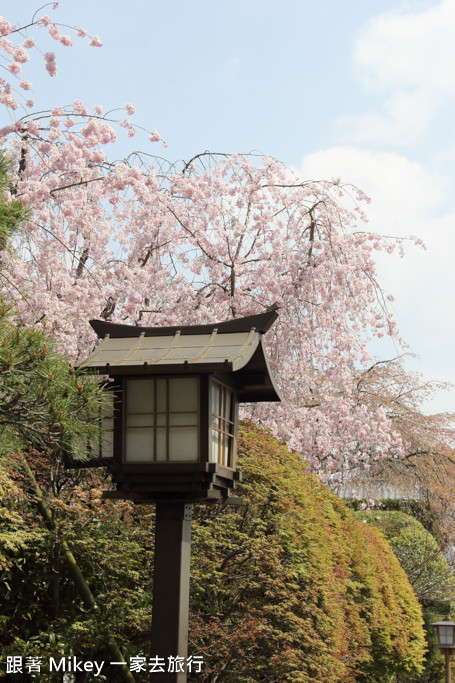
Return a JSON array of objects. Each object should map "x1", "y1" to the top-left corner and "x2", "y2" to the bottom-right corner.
[
  {"x1": 79, "y1": 328, "x2": 261, "y2": 370},
  {"x1": 89, "y1": 310, "x2": 278, "y2": 338},
  {"x1": 236, "y1": 339, "x2": 282, "y2": 403},
  {"x1": 79, "y1": 339, "x2": 281, "y2": 403},
  {"x1": 80, "y1": 356, "x2": 281, "y2": 403},
  {"x1": 79, "y1": 312, "x2": 282, "y2": 403}
]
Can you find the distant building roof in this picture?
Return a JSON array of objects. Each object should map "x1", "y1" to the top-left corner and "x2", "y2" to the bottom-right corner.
[{"x1": 334, "y1": 477, "x2": 424, "y2": 501}]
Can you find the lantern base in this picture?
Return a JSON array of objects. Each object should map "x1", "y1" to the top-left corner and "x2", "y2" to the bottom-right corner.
[
  {"x1": 101, "y1": 462, "x2": 244, "y2": 505},
  {"x1": 102, "y1": 490, "x2": 244, "y2": 505}
]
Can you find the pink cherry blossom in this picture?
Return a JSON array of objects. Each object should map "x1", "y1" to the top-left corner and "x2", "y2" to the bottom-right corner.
[
  {"x1": 48, "y1": 24, "x2": 61, "y2": 40},
  {"x1": 0, "y1": 17, "x2": 13, "y2": 35},
  {"x1": 89, "y1": 35, "x2": 102, "y2": 47},
  {"x1": 44, "y1": 52, "x2": 57, "y2": 77},
  {"x1": 7, "y1": 61, "x2": 21, "y2": 74},
  {"x1": 0, "y1": 37, "x2": 14, "y2": 56},
  {"x1": 48, "y1": 127, "x2": 61, "y2": 140},
  {"x1": 39, "y1": 15, "x2": 52, "y2": 27},
  {"x1": 73, "y1": 99, "x2": 88, "y2": 115},
  {"x1": 0, "y1": 4, "x2": 422, "y2": 484},
  {"x1": 13, "y1": 46, "x2": 29, "y2": 63}
]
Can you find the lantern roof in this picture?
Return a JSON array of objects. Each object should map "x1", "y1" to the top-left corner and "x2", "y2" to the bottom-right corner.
[
  {"x1": 79, "y1": 311, "x2": 281, "y2": 402},
  {"x1": 89, "y1": 310, "x2": 278, "y2": 339}
]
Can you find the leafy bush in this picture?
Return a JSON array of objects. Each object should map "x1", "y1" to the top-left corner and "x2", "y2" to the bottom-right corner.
[{"x1": 189, "y1": 422, "x2": 426, "y2": 682}]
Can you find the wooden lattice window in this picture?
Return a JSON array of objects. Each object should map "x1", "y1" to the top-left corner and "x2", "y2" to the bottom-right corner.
[
  {"x1": 124, "y1": 377, "x2": 200, "y2": 462},
  {"x1": 210, "y1": 380, "x2": 235, "y2": 468}
]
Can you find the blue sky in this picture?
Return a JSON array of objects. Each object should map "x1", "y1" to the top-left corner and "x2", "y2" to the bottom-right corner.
[{"x1": 2, "y1": 0, "x2": 455, "y2": 413}]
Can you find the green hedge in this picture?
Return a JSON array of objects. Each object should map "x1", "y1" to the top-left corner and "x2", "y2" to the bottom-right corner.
[{"x1": 189, "y1": 422, "x2": 426, "y2": 682}]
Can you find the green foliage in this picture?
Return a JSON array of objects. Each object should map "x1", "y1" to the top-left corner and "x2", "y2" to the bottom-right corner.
[
  {"x1": 0, "y1": 308, "x2": 129, "y2": 679},
  {"x1": 0, "y1": 303, "x2": 104, "y2": 460},
  {"x1": 356, "y1": 510, "x2": 455, "y2": 682},
  {"x1": 0, "y1": 462, "x2": 47, "y2": 574},
  {"x1": 355, "y1": 511, "x2": 455, "y2": 606},
  {"x1": 0, "y1": 151, "x2": 31, "y2": 250},
  {"x1": 0, "y1": 466, "x2": 154, "y2": 681},
  {"x1": 189, "y1": 422, "x2": 426, "y2": 682},
  {"x1": 0, "y1": 397, "x2": 427, "y2": 682},
  {"x1": 350, "y1": 498, "x2": 441, "y2": 543}
]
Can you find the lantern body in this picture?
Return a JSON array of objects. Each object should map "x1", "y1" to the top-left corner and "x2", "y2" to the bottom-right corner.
[
  {"x1": 95, "y1": 373, "x2": 240, "y2": 502},
  {"x1": 432, "y1": 620, "x2": 455, "y2": 652},
  {"x1": 117, "y1": 374, "x2": 238, "y2": 468},
  {"x1": 439, "y1": 625, "x2": 455, "y2": 648},
  {"x1": 76, "y1": 312, "x2": 280, "y2": 503}
]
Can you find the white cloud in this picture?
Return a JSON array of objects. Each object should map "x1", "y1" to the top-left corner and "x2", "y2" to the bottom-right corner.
[
  {"x1": 299, "y1": 146, "x2": 447, "y2": 228},
  {"x1": 338, "y1": 89, "x2": 435, "y2": 147},
  {"x1": 354, "y1": 0, "x2": 455, "y2": 93},
  {"x1": 298, "y1": 146, "x2": 455, "y2": 412},
  {"x1": 341, "y1": 0, "x2": 455, "y2": 146},
  {"x1": 298, "y1": 146, "x2": 451, "y2": 302},
  {"x1": 296, "y1": 3, "x2": 455, "y2": 412}
]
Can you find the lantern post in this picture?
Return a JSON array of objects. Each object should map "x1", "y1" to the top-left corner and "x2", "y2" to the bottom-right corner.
[{"x1": 76, "y1": 312, "x2": 281, "y2": 682}]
